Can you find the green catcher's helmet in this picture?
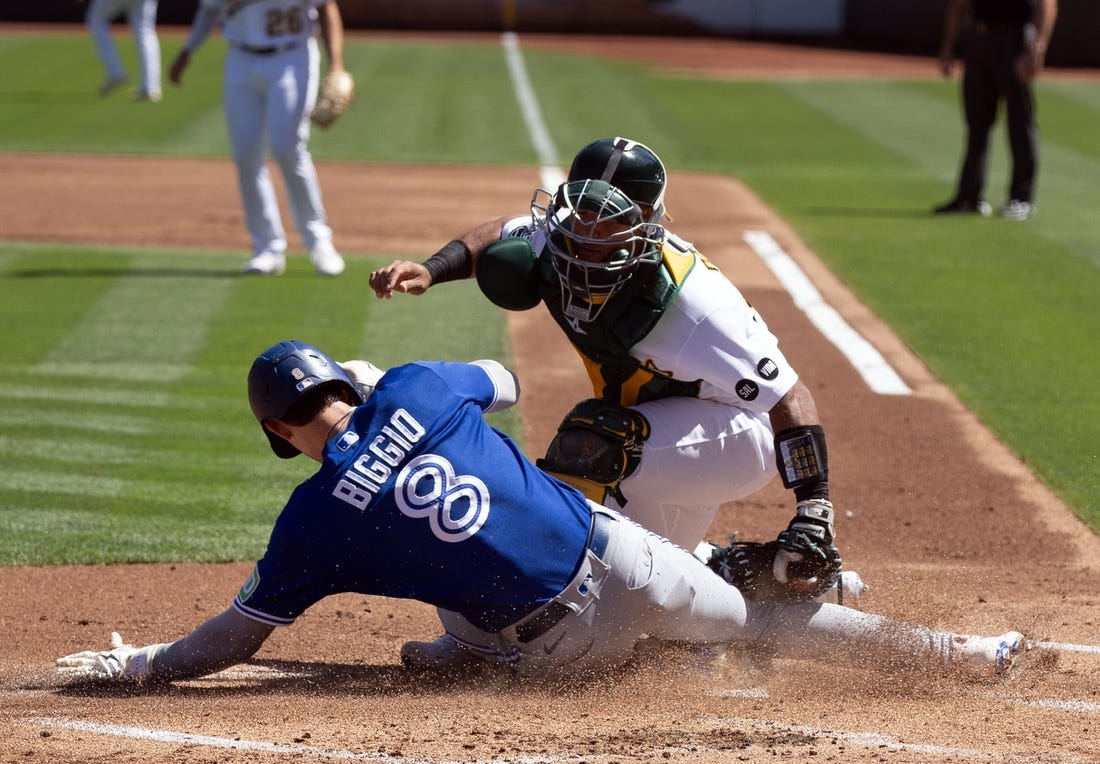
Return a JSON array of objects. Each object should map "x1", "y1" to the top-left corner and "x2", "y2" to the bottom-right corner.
[{"x1": 568, "y1": 137, "x2": 667, "y2": 222}]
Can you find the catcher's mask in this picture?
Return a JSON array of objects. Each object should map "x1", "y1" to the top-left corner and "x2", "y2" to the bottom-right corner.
[
  {"x1": 535, "y1": 179, "x2": 663, "y2": 323},
  {"x1": 247, "y1": 340, "x2": 363, "y2": 459},
  {"x1": 568, "y1": 137, "x2": 668, "y2": 223}
]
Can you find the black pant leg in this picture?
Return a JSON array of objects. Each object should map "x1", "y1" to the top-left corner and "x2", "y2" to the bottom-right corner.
[
  {"x1": 998, "y1": 29, "x2": 1038, "y2": 203},
  {"x1": 956, "y1": 33, "x2": 999, "y2": 203}
]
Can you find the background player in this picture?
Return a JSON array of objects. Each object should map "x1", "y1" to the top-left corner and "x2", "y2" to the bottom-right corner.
[
  {"x1": 368, "y1": 138, "x2": 844, "y2": 604},
  {"x1": 169, "y1": 0, "x2": 347, "y2": 276},
  {"x1": 55, "y1": 340, "x2": 1024, "y2": 684},
  {"x1": 85, "y1": 0, "x2": 162, "y2": 101}
]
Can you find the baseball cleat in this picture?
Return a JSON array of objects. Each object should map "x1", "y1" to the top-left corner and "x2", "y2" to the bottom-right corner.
[
  {"x1": 310, "y1": 243, "x2": 345, "y2": 277},
  {"x1": 933, "y1": 198, "x2": 992, "y2": 216},
  {"x1": 999, "y1": 200, "x2": 1035, "y2": 220},
  {"x1": 955, "y1": 631, "x2": 1027, "y2": 678},
  {"x1": 241, "y1": 251, "x2": 286, "y2": 276},
  {"x1": 134, "y1": 90, "x2": 163, "y2": 103},
  {"x1": 98, "y1": 76, "x2": 128, "y2": 97},
  {"x1": 400, "y1": 634, "x2": 480, "y2": 673}
]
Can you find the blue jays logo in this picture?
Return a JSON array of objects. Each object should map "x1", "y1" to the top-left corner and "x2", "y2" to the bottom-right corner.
[{"x1": 395, "y1": 454, "x2": 490, "y2": 542}]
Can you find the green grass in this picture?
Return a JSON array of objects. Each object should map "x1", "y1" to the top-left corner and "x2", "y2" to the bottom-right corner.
[
  {"x1": 0, "y1": 29, "x2": 1097, "y2": 564},
  {"x1": 0, "y1": 244, "x2": 515, "y2": 564}
]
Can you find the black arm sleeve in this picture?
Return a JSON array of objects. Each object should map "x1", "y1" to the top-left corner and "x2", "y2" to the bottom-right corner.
[{"x1": 421, "y1": 240, "x2": 473, "y2": 284}]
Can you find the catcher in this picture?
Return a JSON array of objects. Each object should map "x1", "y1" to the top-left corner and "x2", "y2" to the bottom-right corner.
[{"x1": 369, "y1": 139, "x2": 852, "y2": 646}]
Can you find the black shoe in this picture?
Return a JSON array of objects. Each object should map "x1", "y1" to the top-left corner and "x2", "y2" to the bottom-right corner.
[{"x1": 933, "y1": 198, "x2": 992, "y2": 216}]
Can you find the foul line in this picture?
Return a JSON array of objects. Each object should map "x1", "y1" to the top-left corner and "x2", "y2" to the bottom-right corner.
[
  {"x1": 1033, "y1": 640, "x2": 1100, "y2": 654},
  {"x1": 743, "y1": 230, "x2": 911, "y2": 395},
  {"x1": 501, "y1": 32, "x2": 565, "y2": 192},
  {"x1": 24, "y1": 717, "x2": 573, "y2": 764},
  {"x1": 25, "y1": 705, "x2": 1098, "y2": 764}
]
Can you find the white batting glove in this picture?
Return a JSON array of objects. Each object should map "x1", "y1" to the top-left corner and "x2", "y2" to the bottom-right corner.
[
  {"x1": 338, "y1": 360, "x2": 385, "y2": 400},
  {"x1": 56, "y1": 632, "x2": 165, "y2": 683}
]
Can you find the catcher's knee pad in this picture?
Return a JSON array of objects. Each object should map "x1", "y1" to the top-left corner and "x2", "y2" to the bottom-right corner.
[{"x1": 536, "y1": 399, "x2": 650, "y2": 506}]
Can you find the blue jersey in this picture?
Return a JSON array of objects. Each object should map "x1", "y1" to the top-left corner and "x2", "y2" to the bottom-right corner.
[{"x1": 233, "y1": 361, "x2": 593, "y2": 632}]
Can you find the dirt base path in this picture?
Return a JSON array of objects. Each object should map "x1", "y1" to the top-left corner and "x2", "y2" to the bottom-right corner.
[{"x1": 1, "y1": 36, "x2": 1098, "y2": 764}]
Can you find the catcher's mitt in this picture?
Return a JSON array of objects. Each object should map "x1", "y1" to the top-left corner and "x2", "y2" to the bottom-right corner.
[
  {"x1": 311, "y1": 69, "x2": 355, "y2": 128},
  {"x1": 707, "y1": 535, "x2": 842, "y2": 604}
]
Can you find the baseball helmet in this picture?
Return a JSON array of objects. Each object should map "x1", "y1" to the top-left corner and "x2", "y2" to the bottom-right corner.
[
  {"x1": 568, "y1": 137, "x2": 667, "y2": 222},
  {"x1": 540, "y1": 179, "x2": 663, "y2": 323},
  {"x1": 247, "y1": 340, "x2": 363, "y2": 458}
]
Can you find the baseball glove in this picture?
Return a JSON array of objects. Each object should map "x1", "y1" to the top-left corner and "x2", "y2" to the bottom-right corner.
[
  {"x1": 311, "y1": 69, "x2": 355, "y2": 128},
  {"x1": 707, "y1": 534, "x2": 842, "y2": 604}
]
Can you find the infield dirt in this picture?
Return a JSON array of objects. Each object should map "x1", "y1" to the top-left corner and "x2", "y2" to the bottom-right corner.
[{"x1": 1, "y1": 34, "x2": 1097, "y2": 763}]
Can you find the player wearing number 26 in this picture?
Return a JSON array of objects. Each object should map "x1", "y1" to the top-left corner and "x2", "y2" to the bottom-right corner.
[{"x1": 169, "y1": 1, "x2": 347, "y2": 277}]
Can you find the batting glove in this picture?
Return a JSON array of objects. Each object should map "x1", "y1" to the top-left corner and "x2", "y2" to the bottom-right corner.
[
  {"x1": 338, "y1": 360, "x2": 385, "y2": 400},
  {"x1": 56, "y1": 632, "x2": 166, "y2": 683}
]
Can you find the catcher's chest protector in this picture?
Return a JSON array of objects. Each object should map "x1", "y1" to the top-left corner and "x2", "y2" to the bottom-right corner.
[{"x1": 539, "y1": 242, "x2": 701, "y2": 407}]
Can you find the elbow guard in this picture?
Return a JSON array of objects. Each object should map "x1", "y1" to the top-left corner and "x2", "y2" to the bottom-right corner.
[{"x1": 475, "y1": 238, "x2": 542, "y2": 311}]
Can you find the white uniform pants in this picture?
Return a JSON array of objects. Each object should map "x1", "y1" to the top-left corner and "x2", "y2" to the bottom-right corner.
[
  {"x1": 86, "y1": 0, "x2": 161, "y2": 95},
  {"x1": 224, "y1": 39, "x2": 334, "y2": 257},
  {"x1": 618, "y1": 396, "x2": 777, "y2": 550},
  {"x1": 440, "y1": 507, "x2": 960, "y2": 677}
]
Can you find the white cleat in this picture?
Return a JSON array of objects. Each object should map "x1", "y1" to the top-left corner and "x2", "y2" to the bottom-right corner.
[
  {"x1": 310, "y1": 243, "x2": 345, "y2": 277},
  {"x1": 400, "y1": 634, "x2": 481, "y2": 673},
  {"x1": 241, "y1": 251, "x2": 286, "y2": 276},
  {"x1": 955, "y1": 631, "x2": 1027, "y2": 678}
]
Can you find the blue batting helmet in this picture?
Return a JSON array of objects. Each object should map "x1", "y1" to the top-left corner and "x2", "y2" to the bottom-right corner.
[{"x1": 247, "y1": 340, "x2": 362, "y2": 458}]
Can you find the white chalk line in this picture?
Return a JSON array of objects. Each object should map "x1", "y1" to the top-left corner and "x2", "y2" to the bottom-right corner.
[
  {"x1": 501, "y1": 32, "x2": 564, "y2": 193},
  {"x1": 1033, "y1": 640, "x2": 1100, "y2": 654},
  {"x1": 23, "y1": 717, "x2": 573, "y2": 764},
  {"x1": 25, "y1": 693, "x2": 1097, "y2": 764},
  {"x1": 743, "y1": 230, "x2": 912, "y2": 396},
  {"x1": 1017, "y1": 698, "x2": 1100, "y2": 713}
]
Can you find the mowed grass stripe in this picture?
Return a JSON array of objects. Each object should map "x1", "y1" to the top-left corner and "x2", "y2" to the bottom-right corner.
[
  {"x1": 0, "y1": 470, "x2": 129, "y2": 499},
  {"x1": 779, "y1": 79, "x2": 1100, "y2": 269},
  {"x1": 0, "y1": 435, "x2": 141, "y2": 465},
  {"x1": 0, "y1": 409, "x2": 154, "y2": 435},
  {"x1": 35, "y1": 253, "x2": 237, "y2": 382},
  {"x1": 0, "y1": 508, "x2": 275, "y2": 564},
  {"x1": 5, "y1": 383, "x2": 173, "y2": 408}
]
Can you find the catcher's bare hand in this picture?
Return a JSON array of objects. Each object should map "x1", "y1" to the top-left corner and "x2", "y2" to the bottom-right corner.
[
  {"x1": 56, "y1": 632, "x2": 165, "y2": 683},
  {"x1": 369, "y1": 260, "x2": 433, "y2": 298}
]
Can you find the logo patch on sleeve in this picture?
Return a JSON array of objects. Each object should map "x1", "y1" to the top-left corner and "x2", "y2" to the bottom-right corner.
[
  {"x1": 238, "y1": 566, "x2": 261, "y2": 602},
  {"x1": 736, "y1": 379, "x2": 760, "y2": 401},
  {"x1": 757, "y1": 358, "x2": 779, "y2": 380}
]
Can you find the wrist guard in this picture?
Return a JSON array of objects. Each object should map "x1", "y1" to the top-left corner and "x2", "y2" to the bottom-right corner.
[
  {"x1": 774, "y1": 424, "x2": 829, "y2": 502},
  {"x1": 421, "y1": 240, "x2": 473, "y2": 284}
]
